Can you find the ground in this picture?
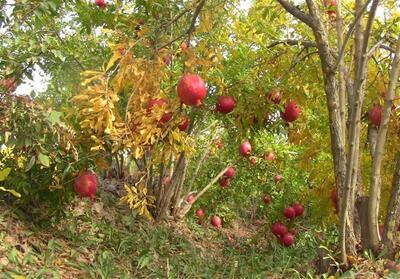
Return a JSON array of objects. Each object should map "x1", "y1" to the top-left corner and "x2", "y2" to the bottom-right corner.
[{"x1": 0, "y1": 190, "x2": 398, "y2": 278}]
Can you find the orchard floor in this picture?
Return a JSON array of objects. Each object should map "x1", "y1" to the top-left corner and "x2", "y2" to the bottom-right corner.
[{"x1": 0, "y1": 192, "x2": 398, "y2": 278}]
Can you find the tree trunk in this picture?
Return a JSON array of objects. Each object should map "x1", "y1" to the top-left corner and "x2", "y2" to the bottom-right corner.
[{"x1": 383, "y1": 153, "x2": 400, "y2": 258}]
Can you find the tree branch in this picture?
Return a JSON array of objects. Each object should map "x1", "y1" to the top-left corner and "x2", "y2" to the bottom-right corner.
[{"x1": 276, "y1": 0, "x2": 313, "y2": 27}]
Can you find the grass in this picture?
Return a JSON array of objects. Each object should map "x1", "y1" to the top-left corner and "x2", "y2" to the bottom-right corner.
[{"x1": 1, "y1": 191, "x2": 396, "y2": 278}]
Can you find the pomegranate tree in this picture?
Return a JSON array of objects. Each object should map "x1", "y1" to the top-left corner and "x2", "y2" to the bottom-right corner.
[
  {"x1": 177, "y1": 74, "x2": 207, "y2": 106},
  {"x1": 74, "y1": 172, "x2": 97, "y2": 198},
  {"x1": 216, "y1": 95, "x2": 236, "y2": 114}
]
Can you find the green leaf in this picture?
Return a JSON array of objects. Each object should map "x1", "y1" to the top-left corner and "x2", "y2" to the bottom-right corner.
[
  {"x1": 38, "y1": 153, "x2": 50, "y2": 167},
  {"x1": 25, "y1": 156, "x2": 36, "y2": 172},
  {"x1": 47, "y1": 110, "x2": 63, "y2": 126},
  {"x1": 0, "y1": 168, "x2": 11, "y2": 181}
]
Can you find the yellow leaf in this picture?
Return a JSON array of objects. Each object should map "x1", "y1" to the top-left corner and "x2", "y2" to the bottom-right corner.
[{"x1": 0, "y1": 187, "x2": 21, "y2": 198}]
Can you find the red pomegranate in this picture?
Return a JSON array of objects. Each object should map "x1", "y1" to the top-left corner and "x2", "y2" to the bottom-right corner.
[
  {"x1": 267, "y1": 88, "x2": 282, "y2": 104},
  {"x1": 219, "y1": 177, "x2": 230, "y2": 188},
  {"x1": 177, "y1": 74, "x2": 207, "y2": 106},
  {"x1": 379, "y1": 224, "x2": 385, "y2": 238},
  {"x1": 263, "y1": 194, "x2": 272, "y2": 205},
  {"x1": 239, "y1": 140, "x2": 252, "y2": 157},
  {"x1": 146, "y1": 99, "x2": 172, "y2": 124},
  {"x1": 284, "y1": 206, "x2": 296, "y2": 219},
  {"x1": 74, "y1": 172, "x2": 97, "y2": 198},
  {"x1": 323, "y1": 0, "x2": 337, "y2": 8},
  {"x1": 196, "y1": 209, "x2": 205, "y2": 218},
  {"x1": 178, "y1": 117, "x2": 189, "y2": 131},
  {"x1": 211, "y1": 215, "x2": 222, "y2": 228},
  {"x1": 250, "y1": 157, "x2": 257, "y2": 166},
  {"x1": 224, "y1": 166, "x2": 236, "y2": 178},
  {"x1": 368, "y1": 104, "x2": 382, "y2": 127},
  {"x1": 95, "y1": 0, "x2": 107, "y2": 8},
  {"x1": 264, "y1": 151, "x2": 276, "y2": 161},
  {"x1": 216, "y1": 96, "x2": 236, "y2": 114},
  {"x1": 331, "y1": 189, "x2": 339, "y2": 212},
  {"x1": 271, "y1": 222, "x2": 288, "y2": 237},
  {"x1": 180, "y1": 42, "x2": 188, "y2": 51},
  {"x1": 186, "y1": 194, "x2": 195, "y2": 203},
  {"x1": 384, "y1": 261, "x2": 396, "y2": 270},
  {"x1": 215, "y1": 138, "x2": 223, "y2": 149},
  {"x1": 282, "y1": 101, "x2": 301, "y2": 122},
  {"x1": 292, "y1": 203, "x2": 305, "y2": 216},
  {"x1": 281, "y1": 233, "x2": 295, "y2": 247},
  {"x1": 274, "y1": 174, "x2": 283, "y2": 183}
]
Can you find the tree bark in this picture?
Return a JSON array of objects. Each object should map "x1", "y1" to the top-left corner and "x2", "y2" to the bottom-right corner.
[
  {"x1": 368, "y1": 36, "x2": 400, "y2": 252},
  {"x1": 383, "y1": 153, "x2": 400, "y2": 258}
]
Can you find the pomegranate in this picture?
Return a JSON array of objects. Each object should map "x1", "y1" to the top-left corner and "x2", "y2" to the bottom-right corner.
[
  {"x1": 146, "y1": 98, "x2": 172, "y2": 124},
  {"x1": 264, "y1": 151, "x2": 276, "y2": 161},
  {"x1": 384, "y1": 261, "x2": 396, "y2": 270},
  {"x1": 282, "y1": 101, "x2": 301, "y2": 122},
  {"x1": 331, "y1": 189, "x2": 339, "y2": 213},
  {"x1": 211, "y1": 215, "x2": 222, "y2": 228},
  {"x1": 164, "y1": 54, "x2": 173, "y2": 66},
  {"x1": 216, "y1": 95, "x2": 236, "y2": 114},
  {"x1": 271, "y1": 222, "x2": 288, "y2": 237},
  {"x1": 95, "y1": 0, "x2": 107, "y2": 8},
  {"x1": 219, "y1": 177, "x2": 230, "y2": 188},
  {"x1": 281, "y1": 233, "x2": 295, "y2": 247},
  {"x1": 186, "y1": 194, "x2": 195, "y2": 203},
  {"x1": 224, "y1": 166, "x2": 236, "y2": 178},
  {"x1": 250, "y1": 157, "x2": 257, "y2": 166},
  {"x1": 239, "y1": 140, "x2": 252, "y2": 157},
  {"x1": 119, "y1": 47, "x2": 126, "y2": 55},
  {"x1": 379, "y1": 224, "x2": 385, "y2": 238},
  {"x1": 178, "y1": 117, "x2": 189, "y2": 131},
  {"x1": 267, "y1": 88, "x2": 282, "y2": 104},
  {"x1": 368, "y1": 104, "x2": 382, "y2": 127},
  {"x1": 274, "y1": 174, "x2": 283, "y2": 183},
  {"x1": 177, "y1": 74, "x2": 207, "y2": 106},
  {"x1": 263, "y1": 194, "x2": 272, "y2": 205},
  {"x1": 323, "y1": 0, "x2": 337, "y2": 8},
  {"x1": 74, "y1": 172, "x2": 97, "y2": 198},
  {"x1": 284, "y1": 206, "x2": 296, "y2": 219},
  {"x1": 163, "y1": 176, "x2": 172, "y2": 186},
  {"x1": 195, "y1": 209, "x2": 205, "y2": 218},
  {"x1": 215, "y1": 138, "x2": 223, "y2": 149},
  {"x1": 180, "y1": 42, "x2": 188, "y2": 51},
  {"x1": 292, "y1": 203, "x2": 305, "y2": 216}
]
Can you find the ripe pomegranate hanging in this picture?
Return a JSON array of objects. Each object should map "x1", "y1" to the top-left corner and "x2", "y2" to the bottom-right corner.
[
  {"x1": 95, "y1": 0, "x2": 107, "y2": 8},
  {"x1": 177, "y1": 74, "x2": 207, "y2": 106},
  {"x1": 178, "y1": 117, "x2": 189, "y2": 131},
  {"x1": 146, "y1": 98, "x2": 172, "y2": 124},
  {"x1": 239, "y1": 140, "x2": 252, "y2": 157},
  {"x1": 282, "y1": 101, "x2": 301, "y2": 122},
  {"x1": 74, "y1": 172, "x2": 97, "y2": 198},
  {"x1": 224, "y1": 166, "x2": 236, "y2": 178},
  {"x1": 368, "y1": 104, "x2": 382, "y2": 127},
  {"x1": 216, "y1": 95, "x2": 236, "y2": 114}
]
